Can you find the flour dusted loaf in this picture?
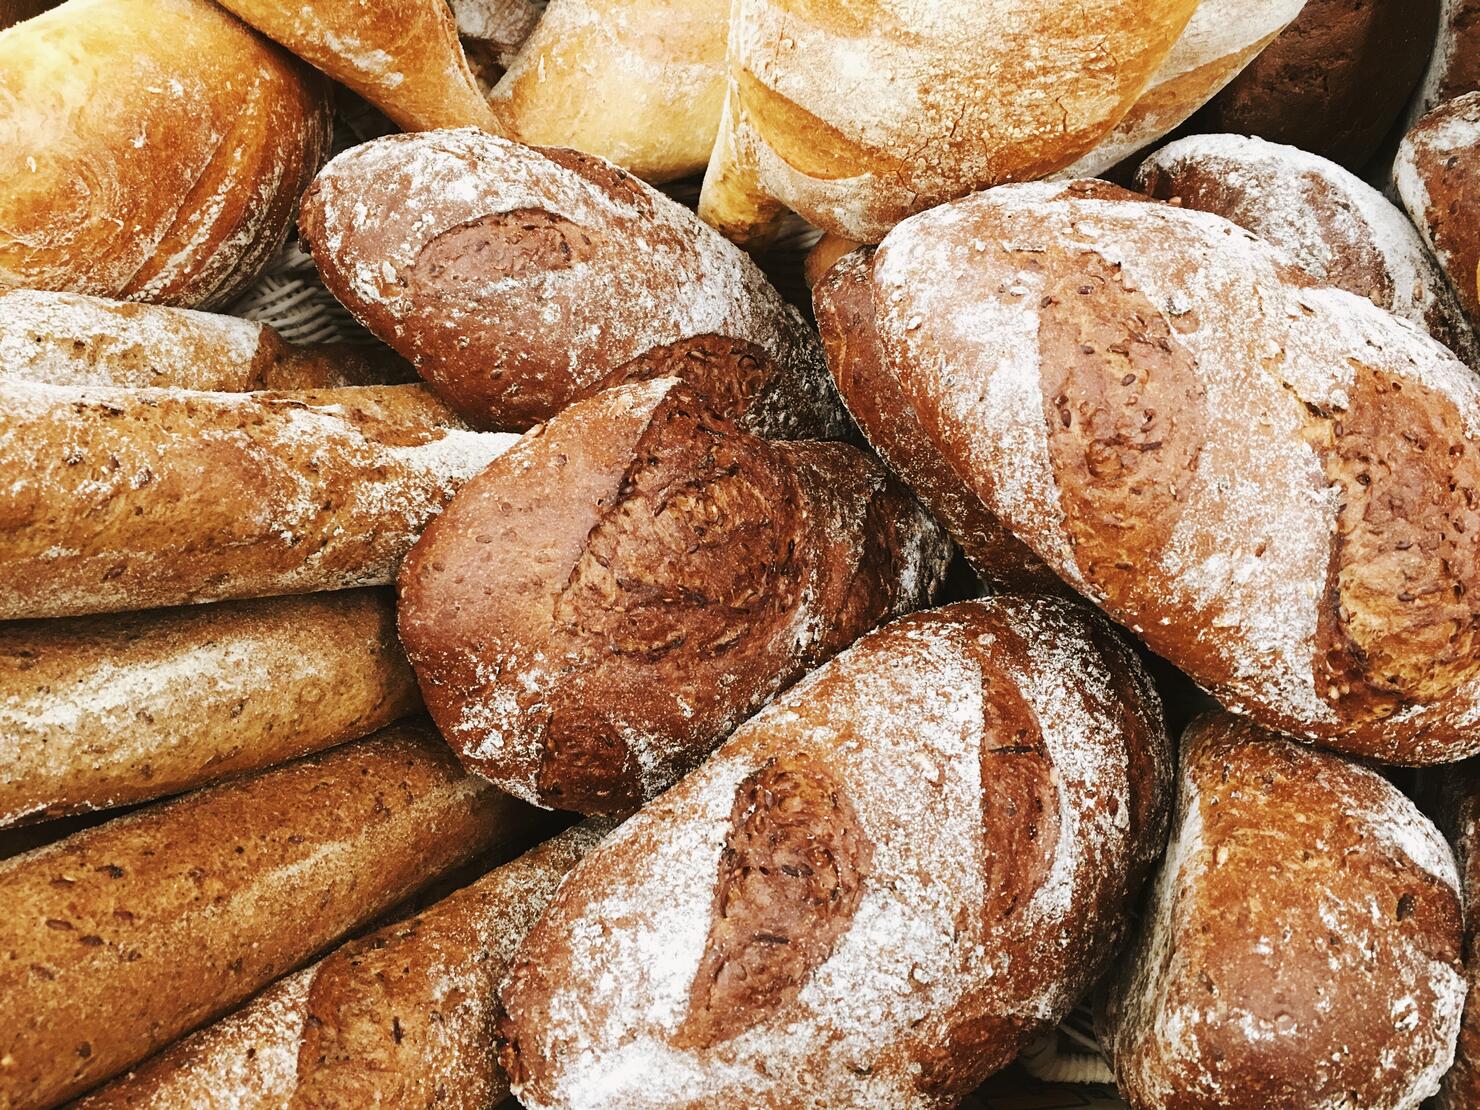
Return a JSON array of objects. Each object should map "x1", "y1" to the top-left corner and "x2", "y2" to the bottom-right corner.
[
  {"x1": 300, "y1": 129, "x2": 842, "y2": 437},
  {"x1": 398, "y1": 378, "x2": 950, "y2": 815},
  {"x1": 1396, "y1": 93, "x2": 1480, "y2": 333},
  {"x1": 859, "y1": 181, "x2": 1480, "y2": 764},
  {"x1": 696, "y1": 0, "x2": 1197, "y2": 246},
  {"x1": 80, "y1": 820, "x2": 608, "y2": 1110},
  {"x1": 1436, "y1": 762, "x2": 1480, "y2": 1108},
  {"x1": 1415, "y1": 0, "x2": 1480, "y2": 121},
  {"x1": 0, "y1": 0, "x2": 331, "y2": 308},
  {"x1": 1105, "y1": 712, "x2": 1465, "y2": 1108},
  {"x1": 0, "y1": 382, "x2": 516, "y2": 619},
  {"x1": 1138, "y1": 134, "x2": 1479, "y2": 363},
  {"x1": 0, "y1": 721, "x2": 535, "y2": 1109},
  {"x1": 0, "y1": 589, "x2": 418, "y2": 826}
]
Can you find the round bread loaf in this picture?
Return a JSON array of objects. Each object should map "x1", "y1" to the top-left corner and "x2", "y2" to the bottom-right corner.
[
  {"x1": 496, "y1": 596, "x2": 1172, "y2": 1109},
  {"x1": 1106, "y1": 712, "x2": 1465, "y2": 1109},
  {"x1": 0, "y1": 0, "x2": 332, "y2": 308},
  {"x1": 300, "y1": 128, "x2": 842, "y2": 438},
  {"x1": 1139, "y1": 133, "x2": 1480, "y2": 364},
  {"x1": 857, "y1": 182, "x2": 1480, "y2": 763},
  {"x1": 398, "y1": 377, "x2": 951, "y2": 815},
  {"x1": 1194, "y1": 0, "x2": 1440, "y2": 169}
]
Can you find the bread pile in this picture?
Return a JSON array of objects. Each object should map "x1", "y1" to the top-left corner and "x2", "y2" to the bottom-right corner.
[{"x1": 5, "y1": 1, "x2": 1480, "y2": 1108}]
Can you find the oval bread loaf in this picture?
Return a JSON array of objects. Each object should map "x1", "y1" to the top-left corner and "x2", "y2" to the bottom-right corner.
[
  {"x1": 1105, "y1": 712, "x2": 1465, "y2": 1109},
  {"x1": 496, "y1": 597, "x2": 1172, "y2": 1109},
  {"x1": 398, "y1": 377, "x2": 951, "y2": 815},
  {"x1": 299, "y1": 128, "x2": 843, "y2": 437},
  {"x1": 862, "y1": 182, "x2": 1480, "y2": 763}
]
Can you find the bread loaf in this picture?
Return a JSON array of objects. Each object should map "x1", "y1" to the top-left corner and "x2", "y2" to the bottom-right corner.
[
  {"x1": 1195, "y1": 0, "x2": 1440, "y2": 169},
  {"x1": 451, "y1": 0, "x2": 541, "y2": 85},
  {"x1": 214, "y1": 0, "x2": 498, "y2": 133},
  {"x1": 78, "y1": 820, "x2": 610, "y2": 1110},
  {"x1": 1395, "y1": 93, "x2": 1480, "y2": 333},
  {"x1": 300, "y1": 129, "x2": 843, "y2": 438},
  {"x1": 1055, "y1": 0, "x2": 1306, "y2": 179},
  {"x1": 0, "y1": 0, "x2": 56, "y2": 27},
  {"x1": 497, "y1": 597, "x2": 1172, "y2": 1108},
  {"x1": 0, "y1": 589, "x2": 419, "y2": 826},
  {"x1": 0, "y1": 382, "x2": 516, "y2": 619},
  {"x1": 1414, "y1": 0, "x2": 1480, "y2": 121},
  {"x1": 1105, "y1": 712, "x2": 1465, "y2": 1109},
  {"x1": 486, "y1": 0, "x2": 727, "y2": 183},
  {"x1": 398, "y1": 378, "x2": 951, "y2": 815},
  {"x1": 1436, "y1": 762, "x2": 1480, "y2": 1109},
  {"x1": 859, "y1": 181, "x2": 1480, "y2": 763},
  {"x1": 0, "y1": 720, "x2": 535, "y2": 1108},
  {"x1": 0, "y1": 289, "x2": 411, "y2": 390},
  {"x1": 0, "y1": 0, "x2": 331, "y2": 308},
  {"x1": 695, "y1": 0, "x2": 1198, "y2": 247},
  {"x1": 1138, "y1": 133, "x2": 1480, "y2": 364}
]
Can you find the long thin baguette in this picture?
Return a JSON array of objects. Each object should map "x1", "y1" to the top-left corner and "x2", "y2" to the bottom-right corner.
[
  {"x1": 0, "y1": 589, "x2": 419, "y2": 826},
  {"x1": 0, "y1": 720, "x2": 536, "y2": 1109},
  {"x1": 0, "y1": 383, "x2": 517, "y2": 619}
]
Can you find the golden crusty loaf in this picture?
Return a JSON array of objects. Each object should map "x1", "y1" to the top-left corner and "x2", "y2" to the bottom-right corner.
[
  {"x1": 858, "y1": 181, "x2": 1480, "y2": 764},
  {"x1": 0, "y1": 721, "x2": 536, "y2": 1109},
  {"x1": 398, "y1": 378, "x2": 951, "y2": 815},
  {"x1": 300, "y1": 128, "x2": 843, "y2": 438},
  {"x1": 497, "y1": 598, "x2": 1172, "y2": 1109},
  {"x1": 1138, "y1": 134, "x2": 1480, "y2": 365},
  {"x1": 0, "y1": 590, "x2": 419, "y2": 826},
  {"x1": 696, "y1": 0, "x2": 1198, "y2": 247},
  {"x1": 0, "y1": 382, "x2": 516, "y2": 619},
  {"x1": 1436, "y1": 762, "x2": 1480, "y2": 1109},
  {"x1": 0, "y1": 0, "x2": 331, "y2": 308},
  {"x1": 214, "y1": 0, "x2": 498, "y2": 133},
  {"x1": 0, "y1": 289, "x2": 411, "y2": 389},
  {"x1": 486, "y1": 0, "x2": 727, "y2": 183},
  {"x1": 79, "y1": 820, "x2": 611, "y2": 1110},
  {"x1": 1105, "y1": 713, "x2": 1465, "y2": 1109}
]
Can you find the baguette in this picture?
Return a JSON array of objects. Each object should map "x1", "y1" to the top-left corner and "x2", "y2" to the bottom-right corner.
[
  {"x1": 0, "y1": 720, "x2": 535, "y2": 1108},
  {"x1": 78, "y1": 820, "x2": 611, "y2": 1109},
  {"x1": 497, "y1": 597, "x2": 1172, "y2": 1108},
  {"x1": 1105, "y1": 713, "x2": 1465, "y2": 1109},
  {"x1": 398, "y1": 378, "x2": 951, "y2": 815},
  {"x1": 0, "y1": 589, "x2": 419, "y2": 826},
  {"x1": 0, "y1": 382, "x2": 516, "y2": 619},
  {"x1": 300, "y1": 129, "x2": 843, "y2": 438}
]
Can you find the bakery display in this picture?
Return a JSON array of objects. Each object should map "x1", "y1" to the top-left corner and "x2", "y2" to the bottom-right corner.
[
  {"x1": 0, "y1": 0, "x2": 331, "y2": 308},
  {"x1": 1396, "y1": 93, "x2": 1480, "y2": 333}
]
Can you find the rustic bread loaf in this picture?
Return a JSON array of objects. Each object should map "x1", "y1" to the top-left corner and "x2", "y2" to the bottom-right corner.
[
  {"x1": 1414, "y1": 0, "x2": 1480, "y2": 121},
  {"x1": 862, "y1": 182, "x2": 1480, "y2": 763},
  {"x1": 1436, "y1": 762, "x2": 1480, "y2": 1108},
  {"x1": 1055, "y1": 0, "x2": 1306, "y2": 179},
  {"x1": 398, "y1": 378, "x2": 951, "y2": 815},
  {"x1": 78, "y1": 820, "x2": 610, "y2": 1110},
  {"x1": 1105, "y1": 712, "x2": 1465, "y2": 1109},
  {"x1": 696, "y1": 0, "x2": 1198, "y2": 247},
  {"x1": 0, "y1": 0, "x2": 331, "y2": 308},
  {"x1": 487, "y1": 0, "x2": 727, "y2": 183},
  {"x1": 0, "y1": 589, "x2": 419, "y2": 826},
  {"x1": 0, "y1": 720, "x2": 535, "y2": 1109},
  {"x1": 1138, "y1": 133, "x2": 1480, "y2": 363},
  {"x1": 215, "y1": 0, "x2": 497, "y2": 133},
  {"x1": 0, "y1": 382, "x2": 516, "y2": 619},
  {"x1": 301, "y1": 129, "x2": 842, "y2": 438},
  {"x1": 497, "y1": 597, "x2": 1172, "y2": 1108},
  {"x1": 1195, "y1": 0, "x2": 1440, "y2": 169},
  {"x1": 0, "y1": 289, "x2": 411, "y2": 390},
  {"x1": 1396, "y1": 93, "x2": 1480, "y2": 333}
]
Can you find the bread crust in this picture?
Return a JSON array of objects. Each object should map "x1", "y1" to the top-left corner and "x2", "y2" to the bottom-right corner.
[
  {"x1": 398, "y1": 378, "x2": 950, "y2": 814},
  {"x1": 1414, "y1": 0, "x2": 1480, "y2": 120},
  {"x1": 1436, "y1": 763, "x2": 1480, "y2": 1108}
]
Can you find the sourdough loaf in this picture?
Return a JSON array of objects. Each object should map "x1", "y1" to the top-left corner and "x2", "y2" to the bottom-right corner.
[
  {"x1": 0, "y1": 721, "x2": 534, "y2": 1108},
  {"x1": 1437, "y1": 762, "x2": 1480, "y2": 1108},
  {"x1": 1105, "y1": 712, "x2": 1465, "y2": 1109},
  {"x1": 860, "y1": 182, "x2": 1480, "y2": 762},
  {"x1": 398, "y1": 378, "x2": 951, "y2": 815},
  {"x1": 0, "y1": 0, "x2": 331, "y2": 308},
  {"x1": 300, "y1": 129, "x2": 843, "y2": 437},
  {"x1": 0, "y1": 382, "x2": 516, "y2": 619},
  {"x1": 497, "y1": 597, "x2": 1171, "y2": 1108}
]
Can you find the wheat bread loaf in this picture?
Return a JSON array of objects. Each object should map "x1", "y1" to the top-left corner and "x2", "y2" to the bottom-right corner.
[
  {"x1": 398, "y1": 378, "x2": 951, "y2": 815},
  {"x1": 1414, "y1": 0, "x2": 1480, "y2": 122}
]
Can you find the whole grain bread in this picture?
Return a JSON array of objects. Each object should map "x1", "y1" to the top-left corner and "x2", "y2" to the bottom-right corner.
[
  {"x1": 398, "y1": 377, "x2": 951, "y2": 815},
  {"x1": 497, "y1": 597, "x2": 1171, "y2": 1109},
  {"x1": 1417, "y1": 0, "x2": 1480, "y2": 119}
]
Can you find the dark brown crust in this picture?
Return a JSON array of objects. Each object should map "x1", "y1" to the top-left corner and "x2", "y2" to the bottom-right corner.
[
  {"x1": 1403, "y1": 94, "x2": 1480, "y2": 330},
  {"x1": 1434, "y1": 1, "x2": 1480, "y2": 105},
  {"x1": 1437, "y1": 762, "x2": 1480, "y2": 1109}
]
